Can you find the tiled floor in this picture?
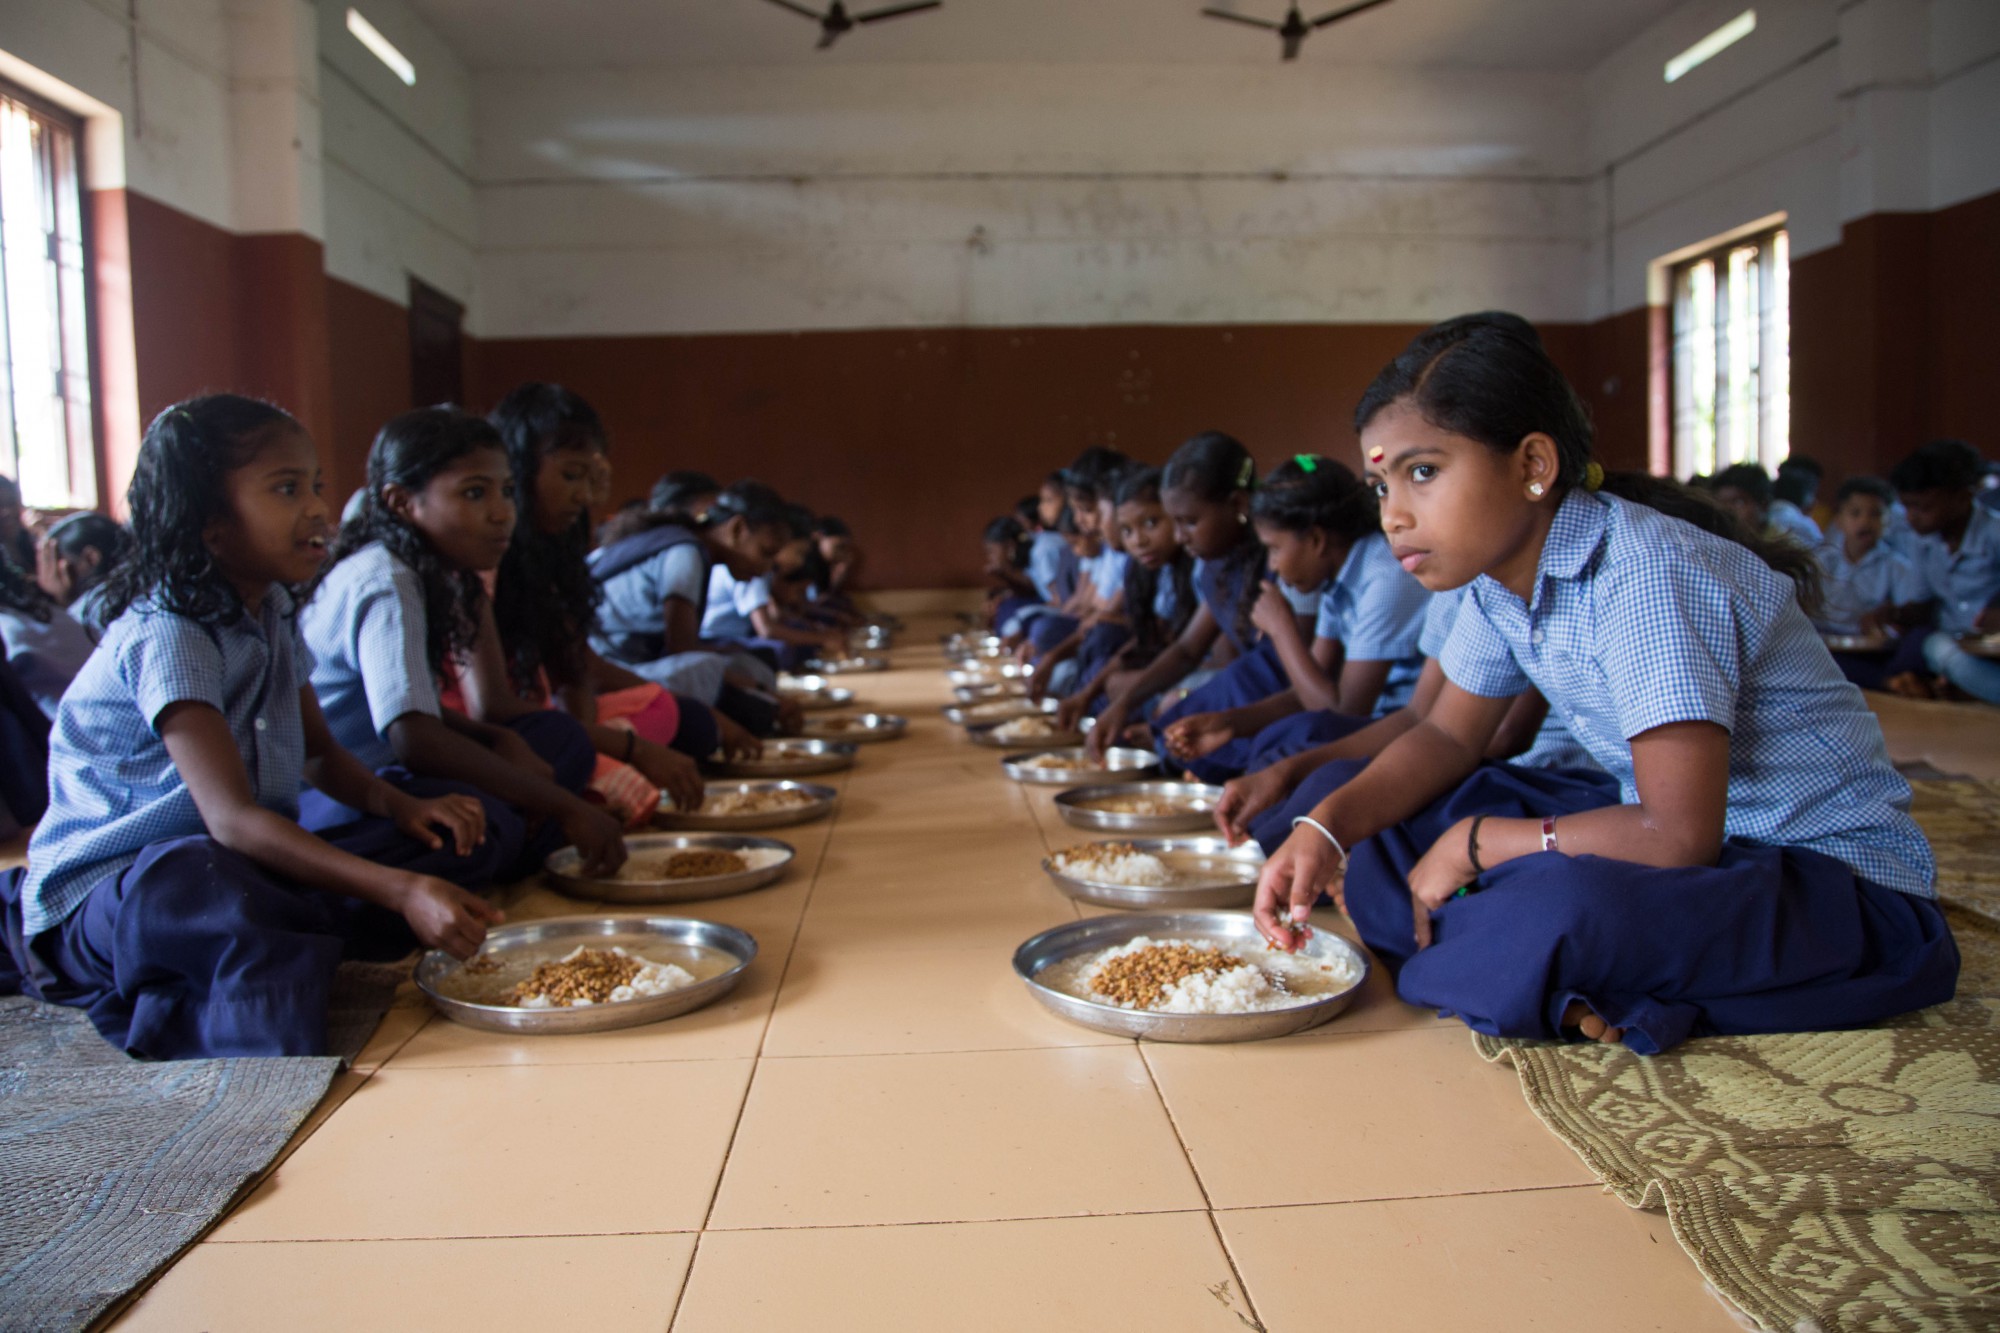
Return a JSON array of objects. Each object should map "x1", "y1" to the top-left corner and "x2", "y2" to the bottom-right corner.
[{"x1": 100, "y1": 621, "x2": 2000, "y2": 1332}]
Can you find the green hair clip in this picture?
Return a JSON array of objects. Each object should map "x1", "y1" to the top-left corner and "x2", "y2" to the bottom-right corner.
[{"x1": 1294, "y1": 454, "x2": 1319, "y2": 474}]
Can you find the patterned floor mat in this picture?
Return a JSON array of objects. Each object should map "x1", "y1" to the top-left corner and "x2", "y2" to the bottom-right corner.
[{"x1": 1474, "y1": 781, "x2": 2000, "y2": 1332}]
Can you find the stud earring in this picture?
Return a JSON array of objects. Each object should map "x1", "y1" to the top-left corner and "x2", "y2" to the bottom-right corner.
[
  {"x1": 1528, "y1": 482, "x2": 1546, "y2": 498},
  {"x1": 1236, "y1": 513, "x2": 1248, "y2": 525}
]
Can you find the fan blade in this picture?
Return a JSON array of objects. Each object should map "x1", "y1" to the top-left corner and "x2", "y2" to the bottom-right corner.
[
  {"x1": 816, "y1": 26, "x2": 842, "y2": 47},
  {"x1": 854, "y1": 0, "x2": 941, "y2": 22},
  {"x1": 1309, "y1": 0, "x2": 1392, "y2": 28},
  {"x1": 760, "y1": 0, "x2": 827, "y2": 21},
  {"x1": 1281, "y1": 30, "x2": 1303, "y2": 58},
  {"x1": 1203, "y1": 7, "x2": 1280, "y2": 29}
]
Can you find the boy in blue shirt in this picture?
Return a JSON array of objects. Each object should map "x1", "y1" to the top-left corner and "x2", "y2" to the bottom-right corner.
[
  {"x1": 1815, "y1": 477, "x2": 1924, "y2": 690},
  {"x1": 1886, "y1": 439, "x2": 2000, "y2": 702}
]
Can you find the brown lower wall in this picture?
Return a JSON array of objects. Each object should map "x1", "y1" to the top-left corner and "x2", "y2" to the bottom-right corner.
[
  {"x1": 470, "y1": 321, "x2": 1638, "y2": 589},
  {"x1": 325, "y1": 278, "x2": 411, "y2": 503},
  {"x1": 97, "y1": 187, "x2": 1996, "y2": 584}
]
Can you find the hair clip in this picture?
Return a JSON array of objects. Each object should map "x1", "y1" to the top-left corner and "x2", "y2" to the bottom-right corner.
[
  {"x1": 1293, "y1": 454, "x2": 1319, "y2": 473},
  {"x1": 1236, "y1": 458, "x2": 1256, "y2": 489}
]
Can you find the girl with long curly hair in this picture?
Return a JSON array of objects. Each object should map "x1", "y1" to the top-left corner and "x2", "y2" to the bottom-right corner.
[
  {"x1": 3, "y1": 395, "x2": 500, "y2": 1059},
  {"x1": 301, "y1": 406, "x2": 627, "y2": 883}
]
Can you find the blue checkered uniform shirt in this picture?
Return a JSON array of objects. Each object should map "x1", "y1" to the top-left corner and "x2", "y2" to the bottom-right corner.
[
  {"x1": 1911, "y1": 502, "x2": 2000, "y2": 636},
  {"x1": 1312, "y1": 532, "x2": 1431, "y2": 714},
  {"x1": 301, "y1": 542, "x2": 442, "y2": 772},
  {"x1": 21, "y1": 589, "x2": 314, "y2": 936},
  {"x1": 1438, "y1": 491, "x2": 1934, "y2": 897}
]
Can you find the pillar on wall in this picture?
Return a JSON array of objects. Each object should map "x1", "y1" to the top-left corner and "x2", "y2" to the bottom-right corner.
[
  {"x1": 1791, "y1": 0, "x2": 1943, "y2": 482},
  {"x1": 223, "y1": 0, "x2": 336, "y2": 479}
]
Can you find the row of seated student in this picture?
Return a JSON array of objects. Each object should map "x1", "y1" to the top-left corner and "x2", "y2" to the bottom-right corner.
[
  {"x1": 1691, "y1": 444, "x2": 2000, "y2": 702},
  {"x1": 978, "y1": 310, "x2": 1960, "y2": 1057},
  {"x1": 0, "y1": 387, "x2": 863, "y2": 1061}
]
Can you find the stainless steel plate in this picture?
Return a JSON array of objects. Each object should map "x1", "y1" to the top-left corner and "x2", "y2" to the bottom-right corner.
[
  {"x1": 947, "y1": 663, "x2": 1032, "y2": 688},
  {"x1": 942, "y1": 696, "x2": 1058, "y2": 727},
  {"x1": 1961, "y1": 634, "x2": 2000, "y2": 660},
  {"x1": 967, "y1": 717, "x2": 1083, "y2": 750},
  {"x1": 811, "y1": 654, "x2": 888, "y2": 675},
  {"x1": 417, "y1": 916, "x2": 757, "y2": 1035},
  {"x1": 710, "y1": 736, "x2": 859, "y2": 777},
  {"x1": 777, "y1": 674, "x2": 856, "y2": 710},
  {"x1": 954, "y1": 681, "x2": 1029, "y2": 702},
  {"x1": 1001, "y1": 746, "x2": 1161, "y2": 786},
  {"x1": 655, "y1": 780, "x2": 837, "y2": 831},
  {"x1": 546, "y1": 832, "x2": 795, "y2": 903},
  {"x1": 1054, "y1": 782, "x2": 1225, "y2": 834},
  {"x1": 1013, "y1": 911, "x2": 1366, "y2": 1043},
  {"x1": 1822, "y1": 633, "x2": 1893, "y2": 654},
  {"x1": 1042, "y1": 835, "x2": 1263, "y2": 909},
  {"x1": 801, "y1": 712, "x2": 908, "y2": 743}
]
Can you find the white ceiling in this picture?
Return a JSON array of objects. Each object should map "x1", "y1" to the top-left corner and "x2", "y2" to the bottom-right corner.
[{"x1": 406, "y1": 0, "x2": 1685, "y2": 72}]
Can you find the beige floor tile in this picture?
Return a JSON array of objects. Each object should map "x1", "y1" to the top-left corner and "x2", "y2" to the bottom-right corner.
[
  {"x1": 674, "y1": 1213, "x2": 1254, "y2": 1333},
  {"x1": 347, "y1": 1000, "x2": 433, "y2": 1073},
  {"x1": 795, "y1": 856, "x2": 1077, "y2": 954},
  {"x1": 211, "y1": 1060, "x2": 752, "y2": 1241},
  {"x1": 115, "y1": 1233, "x2": 694, "y2": 1332},
  {"x1": 1869, "y1": 693, "x2": 2000, "y2": 780},
  {"x1": 1219, "y1": 1187, "x2": 1744, "y2": 1332},
  {"x1": 709, "y1": 1045, "x2": 1204, "y2": 1228},
  {"x1": 254, "y1": 1070, "x2": 371, "y2": 1178},
  {"x1": 762, "y1": 944, "x2": 1125, "y2": 1055},
  {"x1": 1146, "y1": 1026, "x2": 1597, "y2": 1209}
]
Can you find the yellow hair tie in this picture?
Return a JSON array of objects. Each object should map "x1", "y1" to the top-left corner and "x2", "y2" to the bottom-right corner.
[{"x1": 1583, "y1": 461, "x2": 1605, "y2": 492}]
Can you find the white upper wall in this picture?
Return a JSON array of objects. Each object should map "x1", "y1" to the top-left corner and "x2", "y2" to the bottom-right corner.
[
  {"x1": 471, "y1": 62, "x2": 1594, "y2": 338},
  {"x1": 0, "y1": 0, "x2": 237, "y2": 229},
  {"x1": 1583, "y1": 0, "x2": 2000, "y2": 317},
  {"x1": 317, "y1": 0, "x2": 477, "y2": 306},
  {"x1": 5, "y1": 0, "x2": 1996, "y2": 336}
]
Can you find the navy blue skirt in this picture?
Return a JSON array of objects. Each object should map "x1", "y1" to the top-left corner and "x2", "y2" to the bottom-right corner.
[
  {"x1": 991, "y1": 593, "x2": 1040, "y2": 634},
  {"x1": 1242, "y1": 709, "x2": 1370, "y2": 773},
  {"x1": 4, "y1": 835, "x2": 403, "y2": 1059},
  {"x1": 1027, "y1": 613, "x2": 1082, "y2": 656},
  {"x1": 1151, "y1": 640, "x2": 1291, "y2": 782},
  {"x1": 299, "y1": 709, "x2": 597, "y2": 886},
  {"x1": 1337, "y1": 764, "x2": 1959, "y2": 1054},
  {"x1": 1067, "y1": 623, "x2": 1133, "y2": 694}
]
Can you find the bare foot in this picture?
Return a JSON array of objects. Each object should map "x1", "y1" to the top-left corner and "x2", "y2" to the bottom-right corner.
[{"x1": 1561, "y1": 1000, "x2": 1625, "y2": 1045}]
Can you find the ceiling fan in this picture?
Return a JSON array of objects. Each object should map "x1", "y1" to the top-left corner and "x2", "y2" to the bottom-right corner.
[
  {"x1": 759, "y1": 0, "x2": 943, "y2": 50},
  {"x1": 1202, "y1": 0, "x2": 1393, "y2": 61}
]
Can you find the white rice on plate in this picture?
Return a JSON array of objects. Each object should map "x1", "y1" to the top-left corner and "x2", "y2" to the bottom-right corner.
[
  {"x1": 1049, "y1": 842, "x2": 1172, "y2": 886},
  {"x1": 992, "y1": 715, "x2": 1064, "y2": 742},
  {"x1": 1062, "y1": 935, "x2": 1361, "y2": 1014},
  {"x1": 509, "y1": 946, "x2": 697, "y2": 1009}
]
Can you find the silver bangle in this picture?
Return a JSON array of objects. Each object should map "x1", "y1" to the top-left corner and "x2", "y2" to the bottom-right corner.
[{"x1": 1290, "y1": 816, "x2": 1348, "y2": 868}]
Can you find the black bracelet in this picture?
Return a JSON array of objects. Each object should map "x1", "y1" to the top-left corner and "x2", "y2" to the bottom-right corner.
[
  {"x1": 622, "y1": 730, "x2": 636, "y2": 763},
  {"x1": 1466, "y1": 815, "x2": 1487, "y2": 877}
]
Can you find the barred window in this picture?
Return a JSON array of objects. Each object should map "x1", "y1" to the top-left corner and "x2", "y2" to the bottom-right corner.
[
  {"x1": 0, "y1": 84, "x2": 95, "y2": 508},
  {"x1": 1669, "y1": 226, "x2": 1789, "y2": 480}
]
